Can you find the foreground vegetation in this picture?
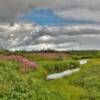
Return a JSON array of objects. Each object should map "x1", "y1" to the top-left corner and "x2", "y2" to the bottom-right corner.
[{"x1": 0, "y1": 50, "x2": 100, "y2": 100}]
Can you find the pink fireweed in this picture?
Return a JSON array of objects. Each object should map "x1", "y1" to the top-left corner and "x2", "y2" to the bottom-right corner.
[{"x1": 0, "y1": 55, "x2": 38, "y2": 72}]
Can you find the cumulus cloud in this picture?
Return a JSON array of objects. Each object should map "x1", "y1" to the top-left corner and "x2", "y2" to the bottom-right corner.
[{"x1": 0, "y1": 22, "x2": 100, "y2": 51}]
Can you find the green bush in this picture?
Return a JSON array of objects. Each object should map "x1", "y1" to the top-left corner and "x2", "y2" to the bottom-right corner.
[
  {"x1": 40, "y1": 60, "x2": 80, "y2": 73},
  {"x1": 70, "y1": 59, "x2": 100, "y2": 100},
  {"x1": 0, "y1": 61, "x2": 65, "y2": 100}
]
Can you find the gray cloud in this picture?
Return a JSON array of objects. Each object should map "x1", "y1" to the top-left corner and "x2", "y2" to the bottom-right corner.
[
  {"x1": 0, "y1": 0, "x2": 100, "y2": 22},
  {"x1": 0, "y1": 0, "x2": 51, "y2": 22},
  {"x1": 1, "y1": 22, "x2": 100, "y2": 51},
  {"x1": 0, "y1": 0, "x2": 27, "y2": 22}
]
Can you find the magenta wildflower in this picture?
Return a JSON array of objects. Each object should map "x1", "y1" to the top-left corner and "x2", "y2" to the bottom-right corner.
[{"x1": 0, "y1": 55, "x2": 38, "y2": 73}]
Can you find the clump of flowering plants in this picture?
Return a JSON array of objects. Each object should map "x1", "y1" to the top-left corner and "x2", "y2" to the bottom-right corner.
[{"x1": 0, "y1": 55, "x2": 38, "y2": 73}]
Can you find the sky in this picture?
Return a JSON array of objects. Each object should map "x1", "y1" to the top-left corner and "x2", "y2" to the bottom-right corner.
[
  {"x1": 0, "y1": 0, "x2": 100, "y2": 24},
  {"x1": 18, "y1": 8, "x2": 99, "y2": 25},
  {"x1": 0, "y1": 0, "x2": 100, "y2": 51}
]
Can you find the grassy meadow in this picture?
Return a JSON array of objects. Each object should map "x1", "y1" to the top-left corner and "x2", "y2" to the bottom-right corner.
[{"x1": 0, "y1": 50, "x2": 100, "y2": 100}]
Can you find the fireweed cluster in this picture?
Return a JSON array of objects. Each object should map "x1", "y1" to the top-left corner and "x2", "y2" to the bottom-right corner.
[{"x1": 0, "y1": 55, "x2": 38, "y2": 73}]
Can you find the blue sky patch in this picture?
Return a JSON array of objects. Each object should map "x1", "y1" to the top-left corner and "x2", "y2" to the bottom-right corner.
[{"x1": 18, "y1": 8, "x2": 99, "y2": 25}]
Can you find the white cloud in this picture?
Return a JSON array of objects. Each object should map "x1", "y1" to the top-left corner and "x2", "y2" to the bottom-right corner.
[{"x1": 1, "y1": 22, "x2": 100, "y2": 51}]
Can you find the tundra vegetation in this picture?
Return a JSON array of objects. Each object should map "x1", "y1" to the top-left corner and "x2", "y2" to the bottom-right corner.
[{"x1": 0, "y1": 50, "x2": 100, "y2": 100}]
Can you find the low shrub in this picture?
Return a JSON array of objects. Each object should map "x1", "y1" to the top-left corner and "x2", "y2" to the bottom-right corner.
[
  {"x1": 70, "y1": 59, "x2": 100, "y2": 99},
  {"x1": 40, "y1": 60, "x2": 80, "y2": 73}
]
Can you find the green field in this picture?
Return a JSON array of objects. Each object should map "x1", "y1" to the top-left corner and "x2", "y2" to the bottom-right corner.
[{"x1": 0, "y1": 50, "x2": 100, "y2": 100}]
